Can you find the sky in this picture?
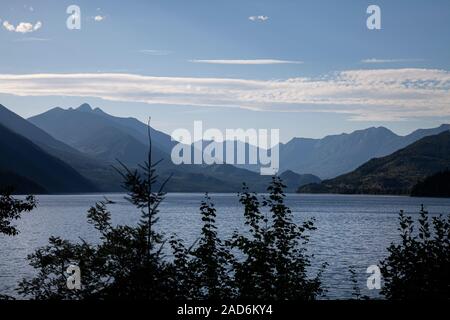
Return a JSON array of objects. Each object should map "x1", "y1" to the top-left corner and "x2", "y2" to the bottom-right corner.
[{"x1": 0, "y1": 0, "x2": 449, "y2": 142}]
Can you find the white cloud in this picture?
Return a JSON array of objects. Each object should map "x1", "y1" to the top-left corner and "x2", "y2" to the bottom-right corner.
[
  {"x1": 249, "y1": 15, "x2": 269, "y2": 22},
  {"x1": 15, "y1": 22, "x2": 34, "y2": 33},
  {"x1": 139, "y1": 49, "x2": 172, "y2": 56},
  {"x1": 190, "y1": 59, "x2": 303, "y2": 65},
  {"x1": 94, "y1": 15, "x2": 105, "y2": 22},
  {"x1": 3, "y1": 20, "x2": 42, "y2": 33},
  {"x1": 361, "y1": 58, "x2": 424, "y2": 64},
  {"x1": 0, "y1": 69, "x2": 449, "y2": 121},
  {"x1": 3, "y1": 21, "x2": 15, "y2": 31},
  {"x1": 33, "y1": 21, "x2": 42, "y2": 31}
]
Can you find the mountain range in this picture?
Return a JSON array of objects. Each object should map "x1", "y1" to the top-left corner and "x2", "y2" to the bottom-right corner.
[
  {"x1": 258, "y1": 124, "x2": 450, "y2": 179},
  {"x1": 1, "y1": 103, "x2": 317, "y2": 193},
  {"x1": 1, "y1": 102, "x2": 449, "y2": 195},
  {"x1": 298, "y1": 131, "x2": 450, "y2": 195},
  {"x1": 0, "y1": 122, "x2": 97, "y2": 193},
  {"x1": 213, "y1": 123, "x2": 450, "y2": 179}
]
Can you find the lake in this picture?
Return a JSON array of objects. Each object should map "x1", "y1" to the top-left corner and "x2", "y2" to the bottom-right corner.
[{"x1": 1, "y1": 193, "x2": 450, "y2": 299}]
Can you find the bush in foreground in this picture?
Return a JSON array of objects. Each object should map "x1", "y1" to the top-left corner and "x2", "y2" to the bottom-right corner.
[{"x1": 379, "y1": 206, "x2": 450, "y2": 300}]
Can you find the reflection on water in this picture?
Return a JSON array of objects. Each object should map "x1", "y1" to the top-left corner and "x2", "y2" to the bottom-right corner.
[{"x1": 1, "y1": 193, "x2": 450, "y2": 299}]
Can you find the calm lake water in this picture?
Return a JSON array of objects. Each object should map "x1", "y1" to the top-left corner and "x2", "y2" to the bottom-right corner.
[{"x1": 1, "y1": 193, "x2": 450, "y2": 299}]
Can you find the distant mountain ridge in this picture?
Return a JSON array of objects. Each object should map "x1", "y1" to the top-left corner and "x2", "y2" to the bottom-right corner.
[
  {"x1": 280, "y1": 124, "x2": 450, "y2": 179},
  {"x1": 0, "y1": 123, "x2": 97, "y2": 193},
  {"x1": 29, "y1": 104, "x2": 172, "y2": 168},
  {"x1": 223, "y1": 124, "x2": 450, "y2": 179},
  {"x1": 26, "y1": 103, "x2": 320, "y2": 192},
  {"x1": 0, "y1": 104, "x2": 121, "y2": 191},
  {"x1": 298, "y1": 131, "x2": 450, "y2": 195},
  {"x1": 3, "y1": 102, "x2": 448, "y2": 194}
]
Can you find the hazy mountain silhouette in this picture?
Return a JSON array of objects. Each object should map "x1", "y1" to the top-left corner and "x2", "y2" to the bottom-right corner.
[
  {"x1": 219, "y1": 125, "x2": 450, "y2": 179},
  {"x1": 299, "y1": 131, "x2": 450, "y2": 195},
  {"x1": 280, "y1": 125, "x2": 450, "y2": 179},
  {"x1": 29, "y1": 104, "x2": 171, "y2": 168},
  {"x1": 0, "y1": 104, "x2": 121, "y2": 191},
  {"x1": 5, "y1": 102, "x2": 450, "y2": 194},
  {"x1": 279, "y1": 170, "x2": 321, "y2": 190},
  {"x1": 0, "y1": 123, "x2": 98, "y2": 193},
  {"x1": 28, "y1": 104, "x2": 320, "y2": 192}
]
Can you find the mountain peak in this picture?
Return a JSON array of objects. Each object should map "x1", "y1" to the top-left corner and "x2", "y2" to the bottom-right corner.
[
  {"x1": 93, "y1": 107, "x2": 107, "y2": 115},
  {"x1": 77, "y1": 103, "x2": 93, "y2": 112}
]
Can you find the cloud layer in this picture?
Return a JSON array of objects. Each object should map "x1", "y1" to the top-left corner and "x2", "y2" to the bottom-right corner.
[{"x1": 0, "y1": 69, "x2": 449, "y2": 121}]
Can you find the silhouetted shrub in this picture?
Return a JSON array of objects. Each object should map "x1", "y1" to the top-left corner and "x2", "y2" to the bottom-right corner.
[
  {"x1": 379, "y1": 206, "x2": 450, "y2": 300},
  {"x1": 348, "y1": 266, "x2": 361, "y2": 300},
  {"x1": 0, "y1": 189, "x2": 36, "y2": 300},
  {"x1": 227, "y1": 180, "x2": 325, "y2": 300},
  {"x1": 169, "y1": 194, "x2": 234, "y2": 299},
  {"x1": 18, "y1": 159, "x2": 176, "y2": 299},
  {"x1": 169, "y1": 180, "x2": 325, "y2": 300},
  {"x1": 0, "y1": 188, "x2": 36, "y2": 236}
]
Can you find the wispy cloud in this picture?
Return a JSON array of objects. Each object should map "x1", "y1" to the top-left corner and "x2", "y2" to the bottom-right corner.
[
  {"x1": 249, "y1": 15, "x2": 269, "y2": 22},
  {"x1": 24, "y1": 5, "x2": 34, "y2": 12},
  {"x1": 0, "y1": 69, "x2": 449, "y2": 121},
  {"x1": 13, "y1": 37, "x2": 50, "y2": 42},
  {"x1": 3, "y1": 20, "x2": 42, "y2": 33},
  {"x1": 361, "y1": 58, "x2": 424, "y2": 64},
  {"x1": 190, "y1": 59, "x2": 303, "y2": 65},
  {"x1": 94, "y1": 15, "x2": 105, "y2": 22},
  {"x1": 139, "y1": 49, "x2": 172, "y2": 56}
]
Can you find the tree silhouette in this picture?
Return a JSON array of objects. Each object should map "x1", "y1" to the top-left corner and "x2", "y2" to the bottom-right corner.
[
  {"x1": 380, "y1": 205, "x2": 450, "y2": 300},
  {"x1": 0, "y1": 188, "x2": 36, "y2": 236},
  {"x1": 227, "y1": 178, "x2": 326, "y2": 300}
]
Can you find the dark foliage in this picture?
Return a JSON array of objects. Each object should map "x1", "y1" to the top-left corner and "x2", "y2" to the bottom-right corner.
[
  {"x1": 169, "y1": 179, "x2": 325, "y2": 300},
  {"x1": 379, "y1": 206, "x2": 450, "y2": 300},
  {"x1": 0, "y1": 189, "x2": 36, "y2": 300},
  {"x1": 0, "y1": 188, "x2": 36, "y2": 236},
  {"x1": 169, "y1": 194, "x2": 234, "y2": 299},
  {"x1": 227, "y1": 179, "x2": 325, "y2": 300},
  {"x1": 348, "y1": 266, "x2": 361, "y2": 300},
  {"x1": 17, "y1": 155, "x2": 177, "y2": 299}
]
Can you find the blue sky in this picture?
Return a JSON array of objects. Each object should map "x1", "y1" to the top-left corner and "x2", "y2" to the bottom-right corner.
[{"x1": 0, "y1": 0, "x2": 449, "y2": 142}]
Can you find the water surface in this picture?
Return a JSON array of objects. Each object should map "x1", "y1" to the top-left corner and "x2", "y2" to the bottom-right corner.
[{"x1": 1, "y1": 193, "x2": 449, "y2": 299}]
